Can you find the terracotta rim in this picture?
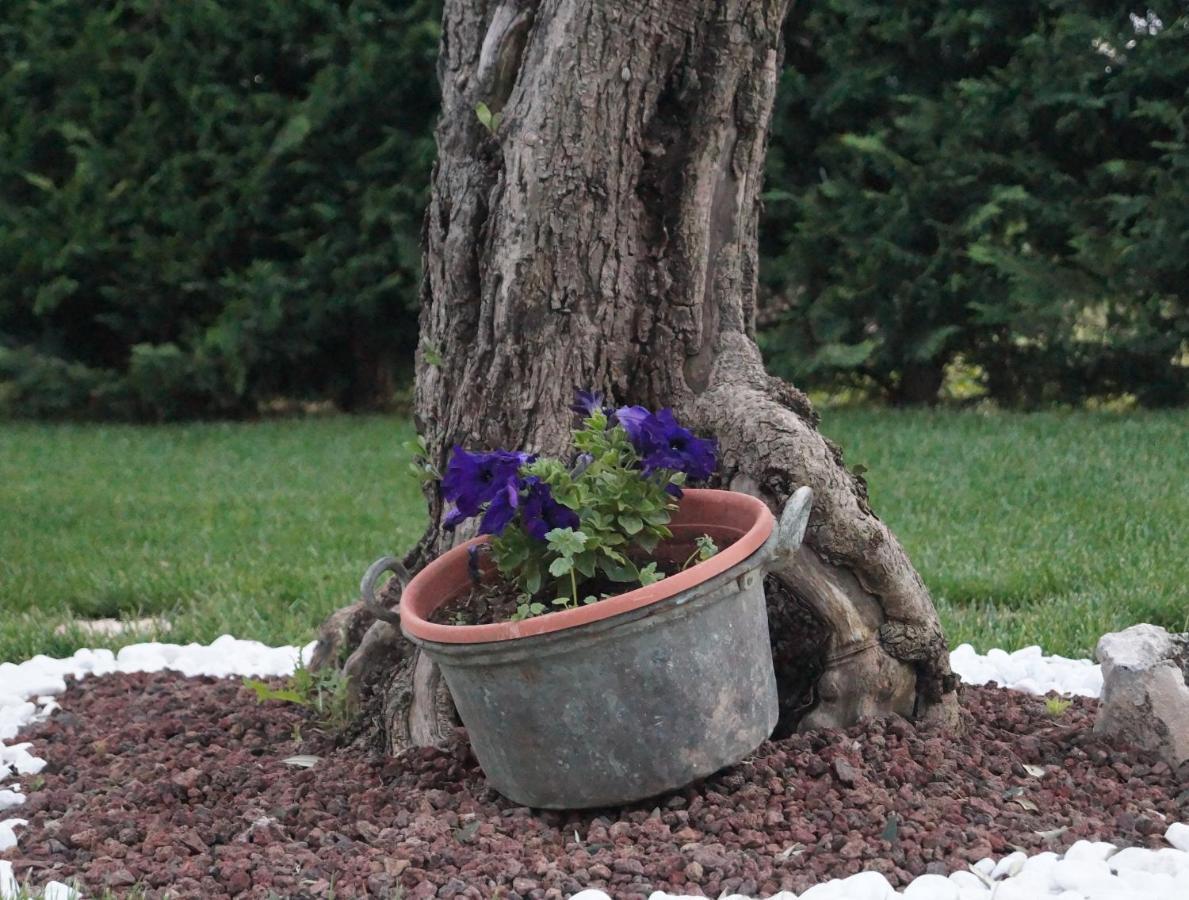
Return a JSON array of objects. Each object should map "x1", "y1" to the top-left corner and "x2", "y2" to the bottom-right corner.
[{"x1": 399, "y1": 488, "x2": 775, "y2": 644}]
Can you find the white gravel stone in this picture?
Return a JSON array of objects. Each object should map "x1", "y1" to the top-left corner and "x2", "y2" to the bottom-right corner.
[
  {"x1": 1064, "y1": 839, "x2": 1118, "y2": 862},
  {"x1": 41, "y1": 883, "x2": 81, "y2": 900},
  {"x1": 838, "y1": 871, "x2": 896, "y2": 898},
  {"x1": 0, "y1": 819, "x2": 25, "y2": 853},
  {"x1": 949, "y1": 643, "x2": 1103, "y2": 697},
  {"x1": 1165, "y1": 822, "x2": 1189, "y2": 853},
  {"x1": 0, "y1": 791, "x2": 25, "y2": 812},
  {"x1": 990, "y1": 850, "x2": 1027, "y2": 879},
  {"x1": 945, "y1": 870, "x2": 987, "y2": 891},
  {"x1": 900, "y1": 874, "x2": 957, "y2": 899}
]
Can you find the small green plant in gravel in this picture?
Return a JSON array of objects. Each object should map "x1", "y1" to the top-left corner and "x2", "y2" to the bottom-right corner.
[
  {"x1": 1044, "y1": 696, "x2": 1073, "y2": 718},
  {"x1": 243, "y1": 658, "x2": 352, "y2": 731}
]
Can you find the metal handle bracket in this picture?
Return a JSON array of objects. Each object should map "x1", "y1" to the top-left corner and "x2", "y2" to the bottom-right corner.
[{"x1": 359, "y1": 555, "x2": 410, "y2": 626}]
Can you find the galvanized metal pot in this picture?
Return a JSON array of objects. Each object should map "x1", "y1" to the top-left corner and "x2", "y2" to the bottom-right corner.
[{"x1": 393, "y1": 487, "x2": 813, "y2": 809}]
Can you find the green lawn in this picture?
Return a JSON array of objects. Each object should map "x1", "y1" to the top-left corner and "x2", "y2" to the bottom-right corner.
[{"x1": 0, "y1": 410, "x2": 1185, "y2": 663}]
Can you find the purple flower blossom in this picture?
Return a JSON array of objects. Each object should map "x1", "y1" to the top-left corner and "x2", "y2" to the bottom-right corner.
[
  {"x1": 520, "y1": 477, "x2": 580, "y2": 540},
  {"x1": 467, "y1": 545, "x2": 484, "y2": 584},
  {"x1": 441, "y1": 445, "x2": 532, "y2": 530},
  {"x1": 570, "y1": 452, "x2": 594, "y2": 478},
  {"x1": 478, "y1": 479, "x2": 522, "y2": 536},
  {"x1": 645, "y1": 409, "x2": 717, "y2": 482},
  {"x1": 613, "y1": 406, "x2": 717, "y2": 483},
  {"x1": 613, "y1": 405, "x2": 652, "y2": 444},
  {"x1": 571, "y1": 389, "x2": 608, "y2": 418}
]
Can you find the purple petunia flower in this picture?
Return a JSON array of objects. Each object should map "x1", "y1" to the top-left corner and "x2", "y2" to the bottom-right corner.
[
  {"x1": 613, "y1": 406, "x2": 717, "y2": 483},
  {"x1": 571, "y1": 389, "x2": 608, "y2": 419},
  {"x1": 613, "y1": 405, "x2": 652, "y2": 445},
  {"x1": 644, "y1": 409, "x2": 717, "y2": 482},
  {"x1": 478, "y1": 479, "x2": 521, "y2": 536},
  {"x1": 467, "y1": 545, "x2": 484, "y2": 584},
  {"x1": 441, "y1": 445, "x2": 533, "y2": 530},
  {"x1": 520, "y1": 477, "x2": 580, "y2": 541},
  {"x1": 570, "y1": 452, "x2": 594, "y2": 478}
]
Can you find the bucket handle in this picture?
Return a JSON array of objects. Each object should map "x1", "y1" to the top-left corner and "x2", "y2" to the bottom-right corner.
[
  {"x1": 769, "y1": 485, "x2": 813, "y2": 566},
  {"x1": 359, "y1": 555, "x2": 409, "y2": 626}
]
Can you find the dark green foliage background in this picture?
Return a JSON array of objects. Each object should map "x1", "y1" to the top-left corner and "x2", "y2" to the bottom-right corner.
[
  {"x1": 0, "y1": 1, "x2": 1184, "y2": 418},
  {"x1": 762, "y1": 1, "x2": 1187, "y2": 406},
  {"x1": 0, "y1": 0, "x2": 439, "y2": 419}
]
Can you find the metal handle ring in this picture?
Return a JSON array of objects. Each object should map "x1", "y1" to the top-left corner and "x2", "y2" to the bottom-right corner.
[{"x1": 359, "y1": 555, "x2": 410, "y2": 626}]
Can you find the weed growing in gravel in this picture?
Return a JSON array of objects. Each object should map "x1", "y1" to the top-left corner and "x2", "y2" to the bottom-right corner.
[
  {"x1": 1044, "y1": 696, "x2": 1073, "y2": 717},
  {"x1": 243, "y1": 657, "x2": 352, "y2": 731}
]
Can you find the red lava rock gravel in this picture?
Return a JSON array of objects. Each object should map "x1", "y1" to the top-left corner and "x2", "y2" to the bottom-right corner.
[{"x1": 2, "y1": 672, "x2": 1186, "y2": 898}]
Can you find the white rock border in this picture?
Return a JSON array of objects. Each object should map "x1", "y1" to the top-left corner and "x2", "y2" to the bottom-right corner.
[{"x1": 2, "y1": 638, "x2": 1184, "y2": 900}]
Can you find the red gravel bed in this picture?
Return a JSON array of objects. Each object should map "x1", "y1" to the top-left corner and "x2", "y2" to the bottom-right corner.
[{"x1": 2, "y1": 672, "x2": 1186, "y2": 899}]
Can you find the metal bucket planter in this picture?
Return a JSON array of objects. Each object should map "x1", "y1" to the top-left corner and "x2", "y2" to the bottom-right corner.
[{"x1": 390, "y1": 486, "x2": 813, "y2": 809}]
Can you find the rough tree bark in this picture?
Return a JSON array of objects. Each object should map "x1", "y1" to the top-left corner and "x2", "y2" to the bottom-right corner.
[{"x1": 313, "y1": 0, "x2": 960, "y2": 754}]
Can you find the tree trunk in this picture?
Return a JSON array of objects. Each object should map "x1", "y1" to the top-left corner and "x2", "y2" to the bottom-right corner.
[{"x1": 313, "y1": 0, "x2": 960, "y2": 755}]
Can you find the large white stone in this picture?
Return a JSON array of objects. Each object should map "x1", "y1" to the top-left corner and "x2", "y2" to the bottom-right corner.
[
  {"x1": 0, "y1": 819, "x2": 26, "y2": 853},
  {"x1": 901, "y1": 873, "x2": 958, "y2": 899},
  {"x1": 1166, "y1": 822, "x2": 1189, "y2": 853},
  {"x1": 1095, "y1": 624, "x2": 1189, "y2": 765}
]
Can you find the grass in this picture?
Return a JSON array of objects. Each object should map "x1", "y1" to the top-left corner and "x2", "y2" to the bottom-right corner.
[
  {"x1": 0, "y1": 416, "x2": 424, "y2": 662},
  {"x1": 823, "y1": 407, "x2": 1188, "y2": 657},
  {"x1": 0, "y1": 409, "x2": 1185, "y2": 663}
]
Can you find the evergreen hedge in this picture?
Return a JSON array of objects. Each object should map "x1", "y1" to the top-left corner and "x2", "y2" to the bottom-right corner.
[
  {"x1": 0, "y1": 0, "x2": 439, "y2": 418},
  {"x1": 762, "y1": 1, "x2": 1187, "y2": 406},
  {"x1": 1, "y1": 1, "x2": 1184, "y2": 417}
]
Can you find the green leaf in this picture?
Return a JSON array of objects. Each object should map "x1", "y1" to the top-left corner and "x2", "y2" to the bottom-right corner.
[
  {"x1": 619, "y1": 514, "x2": 643, "y2": 535},
  {"x1": 573, "y1": 551, "x2": 597, "y2": 578},
  {"x1": 695, "y1": 534, "x2": 718, "y2": 561},
  {"x1": 634, "y1": 531, "x2": 660, "y2": 552},
  {"x1": 474, "y1": 101, "x2": 500, "y2": 133},
  {"x1": 545, "y1": 527, "x2": 587, "y2": 556},
  {"x1": 599, "y1": 556, "x2": 638, "y2": 582},
  {"x1": 637, "y1": 562, "x2": 665, "y2": 586},
  {"x1": 269, "y1": 113, "x2": 313, "y2": 156},
  {"x1": 642, "y1": 508, "x2": 671, "y2": 526},
  {"x1": 243, "y1": 678, "x2": 306, "y2": 706},
  {"x1": 524, "y1": 567, "x2": 542, "y2": 595},
  {"x1": 22, "y1": 172, "x2": 55, "y2": 191},
  {"x1": 548, "y1": 556, "x2": 573, "y2": 577}
]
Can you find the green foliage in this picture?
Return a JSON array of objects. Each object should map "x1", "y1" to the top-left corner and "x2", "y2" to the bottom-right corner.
[
  {"x1": 761, "y1": 2, "x2": 1188, "y2": 406},
  {"x1": 1044, "y1": 696, "x2": 1073, "y2": 717},
  {"x1": 243, "y1": 656, "x2": 352, "y2": 730},
  {"x1": 0, "y1": 412, "x2": 1185, "y2": 662},
  {"x1": 682, "y1": 534, "x2": 719, "y2": 571},
  {"x1": 489, "y1": 409, "x2": 689, "y2": 618},
  {"x1": 1, "y1": 1, "x2": 1184, "y2": 418},
  {"x1": 0, "y1": 0, "x2": 441, "y2": 419},
  {"x1": 474, "y1": 101, "x2": 501, "y2": 133}
]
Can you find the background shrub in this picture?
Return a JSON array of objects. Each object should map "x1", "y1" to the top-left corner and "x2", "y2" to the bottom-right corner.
[
  {"x1": 0, "y1": 0, "x2": 440, "y2": 419},
  {"x1": 1, "y1": 1, "x2": 1184, "y2": 418},
  {"x1": 761, "y1": 1, "x2": 1187, "y2": 406}
]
